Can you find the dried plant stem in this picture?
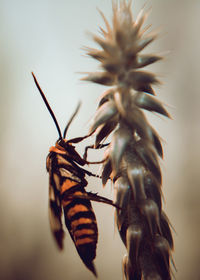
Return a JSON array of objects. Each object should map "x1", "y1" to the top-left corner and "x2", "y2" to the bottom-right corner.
[{"x1": 83, "y1": 1, "x2": 174, "y2": 279}]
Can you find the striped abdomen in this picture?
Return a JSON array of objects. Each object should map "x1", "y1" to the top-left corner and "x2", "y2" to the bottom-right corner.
[
  {"x1": 47, "y1": 151, "x2": 98, "y2": 275},
  {"x1": 62, "y1": 182, "x2": 98, "y2": 274}
]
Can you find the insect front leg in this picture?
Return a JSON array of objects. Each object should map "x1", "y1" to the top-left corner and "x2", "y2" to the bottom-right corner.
[
  {"x1": 67, "y1": 130, "x2": 94, "y2": 145},
  {"x1": 83, "y1": 143, "x2": 110, "y2": 161}
]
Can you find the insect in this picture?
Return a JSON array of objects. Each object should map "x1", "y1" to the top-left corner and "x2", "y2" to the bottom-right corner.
[{"x1": 32, "y1": 73, "x2": 116, "y2": 276}]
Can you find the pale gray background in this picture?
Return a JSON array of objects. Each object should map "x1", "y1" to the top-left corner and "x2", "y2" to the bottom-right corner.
[{"x1": 0, "y1": 0, "x2": 199, "y2": 279}]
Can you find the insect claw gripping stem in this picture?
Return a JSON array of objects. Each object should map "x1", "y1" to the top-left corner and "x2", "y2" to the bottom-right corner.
[
  {"x1": 83, "y1": 143, "x2": 110, "y2": 162},
  {"x1": 83, "y1": 1, "x2": 174, "y2": 279}
]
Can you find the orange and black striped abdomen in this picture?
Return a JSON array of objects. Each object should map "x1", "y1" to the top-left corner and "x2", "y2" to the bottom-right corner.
[
  {"x1": 63, "y1": 188, "x2": 98, "y2": 271},
  {"x1": 48, "y1": 151, "x2": 98, "y2": 275}
]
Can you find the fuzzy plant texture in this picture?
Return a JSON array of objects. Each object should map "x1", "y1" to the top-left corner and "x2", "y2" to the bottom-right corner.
[{"x1": 83, "y1": 1, "x2": 174, "y2": 280}]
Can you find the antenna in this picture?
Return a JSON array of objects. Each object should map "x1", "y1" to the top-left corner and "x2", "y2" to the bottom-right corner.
[
  {"x1": 63, "y1": 102, "x2": 81, "y2": 139},
  {"x1": 32, "y1": 72, "x2": 62, "y2": 140}
]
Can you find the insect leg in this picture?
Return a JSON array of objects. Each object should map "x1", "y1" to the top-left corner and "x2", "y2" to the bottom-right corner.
[
  {"x1": 83, "y1": 143, "x2": 110, "y2": 161},
  {"x1": 79, "y1": 167, "x2": 101, "y2": 178},
  {"x1": 67, "y1": 192, "x2": 120, "y2": 209},
  {"x1": 67, "y1": 130, "x2": 94, "y2": 144}
]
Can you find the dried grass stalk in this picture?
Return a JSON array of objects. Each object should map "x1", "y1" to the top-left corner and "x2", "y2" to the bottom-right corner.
[{"x1": 83, "y1": 1, "x2": 174, "y2": 279}]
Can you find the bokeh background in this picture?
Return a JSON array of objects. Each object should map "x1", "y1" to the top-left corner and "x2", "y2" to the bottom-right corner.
[{"x1": 0, "y1": 0, "x2": 200, "y2": 279}]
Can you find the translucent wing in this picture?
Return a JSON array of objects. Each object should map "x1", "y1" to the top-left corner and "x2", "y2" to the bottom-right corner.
[{"x1": 48, "y1": 157, "x2": 65, "y2": 249}]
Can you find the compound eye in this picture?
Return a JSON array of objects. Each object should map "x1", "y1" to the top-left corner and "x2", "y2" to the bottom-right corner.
[
  {"x1": 56, "y1": 139, "x2": 61, "y2": 145},
  {"x1": 58, "y1": 138, "x2": 68, "y2": 146},
  {"x1": 56, "y1": 138, "x2": 65, "y2": 147}
]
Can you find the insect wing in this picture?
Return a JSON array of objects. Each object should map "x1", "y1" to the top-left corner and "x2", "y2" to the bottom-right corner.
[{"x1": 48, "y1": 157, "x2": 64, "y2": 249}]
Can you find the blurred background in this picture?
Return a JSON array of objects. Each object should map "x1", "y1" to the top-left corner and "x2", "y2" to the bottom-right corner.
[{"x1": 0, "y1": 0, "x2": 200, "y2": 279}]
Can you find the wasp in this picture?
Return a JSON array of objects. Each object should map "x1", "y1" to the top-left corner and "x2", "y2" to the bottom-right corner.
[{"x1": 32, "y1": 73, "x2": 116, "y2": 276}]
